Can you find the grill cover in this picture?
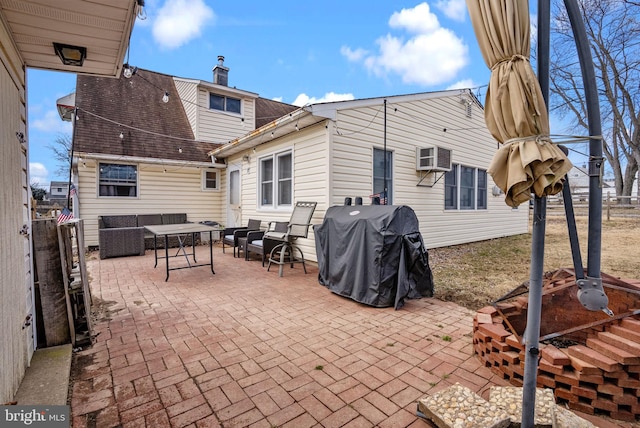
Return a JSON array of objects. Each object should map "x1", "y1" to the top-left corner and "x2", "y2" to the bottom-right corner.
[{"x1": 314, "y1": 205, "x2": 434, "y2": 309}]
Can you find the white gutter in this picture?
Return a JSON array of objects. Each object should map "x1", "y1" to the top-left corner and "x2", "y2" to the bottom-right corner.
[
  {"x1": 75, "y1": 152, "x2": 224, "y2": 169},
  {"x1": 208, "y1": 107, "x2": 311, "y2": 157}
]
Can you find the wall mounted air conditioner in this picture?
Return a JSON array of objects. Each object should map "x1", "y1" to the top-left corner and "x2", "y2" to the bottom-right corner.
[{"x1": 416, "y1": 146, "x2": 452, "y2": 171}]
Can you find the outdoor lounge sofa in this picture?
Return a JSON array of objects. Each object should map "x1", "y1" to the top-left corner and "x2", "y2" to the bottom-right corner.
[{"x1": 98, "y1": 213, "x2": 194, "y2": 259}]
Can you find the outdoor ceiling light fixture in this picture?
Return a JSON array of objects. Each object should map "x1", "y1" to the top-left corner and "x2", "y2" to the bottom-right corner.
[{"x1": 53, "y1": 42, "x2": 86, "y2": 66}]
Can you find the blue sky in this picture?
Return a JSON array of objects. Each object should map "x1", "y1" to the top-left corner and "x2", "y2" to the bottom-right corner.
[{"x1": 27, "y1": 0, "x2": 532, "y2": 187}]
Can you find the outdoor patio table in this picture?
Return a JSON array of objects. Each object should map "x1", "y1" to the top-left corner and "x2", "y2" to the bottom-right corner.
[{"x1": 144, "y1": 223, "x2": 219, "y2": 281}]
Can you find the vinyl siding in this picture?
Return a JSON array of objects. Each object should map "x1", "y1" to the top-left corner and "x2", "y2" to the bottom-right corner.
[
  {"x1": 173, "y1": 79, "x2": 198, "y2": 137},
  {"x1": 196, "y1": 89, "x2": 254, "y2": 142},
  {"x1": 229, "y1": 94, "x2": 529, "y2": 262},
  {"x1": 331, "y1": 95, "x2": 529, "y2": 249},
  {"x1": 77, "y1": 160, "x2": 225, "y2": 247},
  {"x1": 0, "y1": 18, "x2": 31, "y2": 403},
  {"x1": 231, "y1": 124, "x2": 329, "y2": 261}
]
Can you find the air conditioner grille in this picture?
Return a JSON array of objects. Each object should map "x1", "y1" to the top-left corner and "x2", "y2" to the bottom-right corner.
[
  {"x1": 416, "y1": 146, "x2": 452, "y2": 171},
  {"x1": 437, "y1": 148, "x2": 451, "y2": 169}
]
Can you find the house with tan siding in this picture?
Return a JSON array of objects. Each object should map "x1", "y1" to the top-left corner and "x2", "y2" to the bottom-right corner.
[
  {"x1": 209, "y1": 90, "x2": 530, "y2": 262},
  {"x1": 65, "y1": 59, "x2": 528, "y2": 261},
  {"x1": 0, "y1": 0, "x2": 138, "y2": 404},
  {"x1": 64, "y1": 62, "x2": 298, "y2": 248}
]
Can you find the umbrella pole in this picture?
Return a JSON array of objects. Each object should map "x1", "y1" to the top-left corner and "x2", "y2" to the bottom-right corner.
[
  {"x1": 521, "y1": 2, "x2": 551, "y2": 426},
  {"x1": 522, "y1": 196, "x2": 547, "y2": 427}
]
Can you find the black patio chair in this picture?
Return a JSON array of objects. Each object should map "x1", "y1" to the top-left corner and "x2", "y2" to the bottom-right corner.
[
  {"x1": 222, "y1": 219, "x2": 261, "y2": 257},
  {"x1": 266, "y1": 201, "x2": 317, "y2": 277},
  {"x1": 244, "y1": 221, "x2": 289, "y2": 266}
]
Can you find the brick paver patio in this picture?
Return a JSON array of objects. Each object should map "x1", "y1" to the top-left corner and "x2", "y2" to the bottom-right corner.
[{"x1": 68, "y1": 244, "x2": 623, "y2": 427}]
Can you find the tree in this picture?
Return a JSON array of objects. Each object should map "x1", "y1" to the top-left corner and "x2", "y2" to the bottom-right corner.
[
  {"x1": 47, "y1": 133, "x2": 73, "y2": 178},
  {"x1": 30, "y1": 184, "x2": 46, "y2": 201},
  {"x1": 549, "y1": 0, "x2": 640, "y2": 201}
]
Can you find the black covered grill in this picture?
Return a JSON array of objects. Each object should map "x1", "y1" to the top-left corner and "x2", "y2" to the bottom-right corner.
[{"x1": 314, "y1": 205, "x2": 434, "y2": 309}]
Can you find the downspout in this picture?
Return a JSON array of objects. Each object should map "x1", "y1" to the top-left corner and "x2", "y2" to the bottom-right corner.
[
  {"x1": 383, "y1": 99, "x2": 387, "y2": 203},
  {"x1": 67, "y1": 107, "x2": 78, "y2": 211}
]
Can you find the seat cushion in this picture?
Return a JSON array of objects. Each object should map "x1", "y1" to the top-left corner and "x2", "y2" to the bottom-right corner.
[
  {"x1": 252, "y1": 240, "x2": 263, "y2": 247},
  {"x1": 264, "y1": 231, "x2": 286, "y2": 240}
]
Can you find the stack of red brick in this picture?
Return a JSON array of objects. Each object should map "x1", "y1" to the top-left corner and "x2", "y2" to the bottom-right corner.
[{"x1": 473, "y1": 307, "x2": 640, "y2": 423}]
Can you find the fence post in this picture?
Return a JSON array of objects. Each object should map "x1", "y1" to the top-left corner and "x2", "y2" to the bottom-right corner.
[{"x1": 606, "y1": 192, "x2": 610, "y2": 221}]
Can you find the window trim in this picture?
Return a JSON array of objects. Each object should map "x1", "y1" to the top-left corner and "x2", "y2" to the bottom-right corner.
[
  {"x1": 97, "y1": 162, "x2": 139, "y2": 198},
  {"x1": 444, "y1": 164, "x2": 458, "y2": 210},
  {"x1": 444, "y1": 163, "x2": 488, "y2": 211},
  {"x1": 209, "y1": 92, "x2": 242, "y2": 115},
  {"x1": 257, "y1": 148, "x2": 293, "y2": 210},
  {"x1": 201, "y1": 169, "x2": 220, "y2": 191}
]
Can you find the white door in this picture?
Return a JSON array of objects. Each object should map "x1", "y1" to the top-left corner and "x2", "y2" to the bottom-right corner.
[{"x1": 227, "y1": 166, "x2": 241, "y2": 227}]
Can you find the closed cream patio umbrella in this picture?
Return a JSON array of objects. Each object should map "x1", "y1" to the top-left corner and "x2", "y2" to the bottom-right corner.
[
  {"x1": 466, "y1": 0, "x2": 572, "y2": 208},
  {"x1": 465, "y1": 1, "x2": 572, "y2": 426},
  {"x1": 465, "y1": 0, "x2": 609, "y2": 427}
]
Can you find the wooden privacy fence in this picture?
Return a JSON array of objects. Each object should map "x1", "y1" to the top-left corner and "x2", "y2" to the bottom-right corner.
[{"x1": 32, "y1": 219, "x2": 91, "y2": 348}]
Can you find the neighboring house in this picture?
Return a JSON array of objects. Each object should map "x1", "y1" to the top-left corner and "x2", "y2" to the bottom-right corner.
[
  {"x1": 64, "y1": 60, "x2": 298, "y2": 248},
  {"x1": 0, "y1": 0, "x2": 138, "y2": 404},
  {"x1": 563, "y1": 165, "x2": 637, "y2": 201},
  {"x1": 48, "y1": 180, "x2": 71, "y2": 205},
  {"x1": 209, "y1": 90, "x2": 530, "y2": 261}
]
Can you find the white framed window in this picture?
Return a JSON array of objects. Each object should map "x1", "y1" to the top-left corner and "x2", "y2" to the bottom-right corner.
[
  {"x1": 444, "y1": 164, "x2": 487, "y2": 210},
  {"x1": 259, "y1": 150, "x2": 292, "y2": 208},
  {"x1": 98, "y1": 163, "x2": 137, "y2": 197},
  {"x1": 201, "y1": 169, "x2": 220, "y2": 191},
  {"x1": 209, "y1": 93, "x2": 241, "y2": 114}
]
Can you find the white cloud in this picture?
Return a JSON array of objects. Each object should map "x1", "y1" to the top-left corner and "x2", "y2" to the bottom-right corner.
[
  {"x1": 31, "y1": 110, "x2": 72, "y2": 134},
  {"x1": 446, "y1": 79, "x2": 476, "y2": 90},
  {"x1": 530, "y1": 13, "x2": 538, "y2": 47},
  {"x1": 340, "y1": 46, "x2": 368, "y2": 62},
  {"x1": 292, "y1": 92, "x2": 355, "y2": 107},
  {"x1": 341, "y1": 3, "x2": 468, "y2": 87},
  {"x1": 152, "y1": 0, "x2": 215, "y2": 49},
  {"x1": 29, "y1": 163, "x2": 49, "y2": 187},
  {"x1": 435, "y1": 0, "x2": 467, "y2": 22},
  {"x1": 389, "y1": 3, "x2": 441, "y2": 33}
]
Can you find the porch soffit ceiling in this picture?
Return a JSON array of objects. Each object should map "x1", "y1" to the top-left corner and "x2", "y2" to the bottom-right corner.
[{"x1": 0, "y1": 0, "x2": 136, "y2": 77}]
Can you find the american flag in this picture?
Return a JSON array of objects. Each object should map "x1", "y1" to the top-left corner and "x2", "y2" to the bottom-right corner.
[
  {"x1": 69, "y1": 183, "x2": 77, "y2": 197},
  {"x1": 57, "y1": 207, "x2": 74, "y2": 224}
]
